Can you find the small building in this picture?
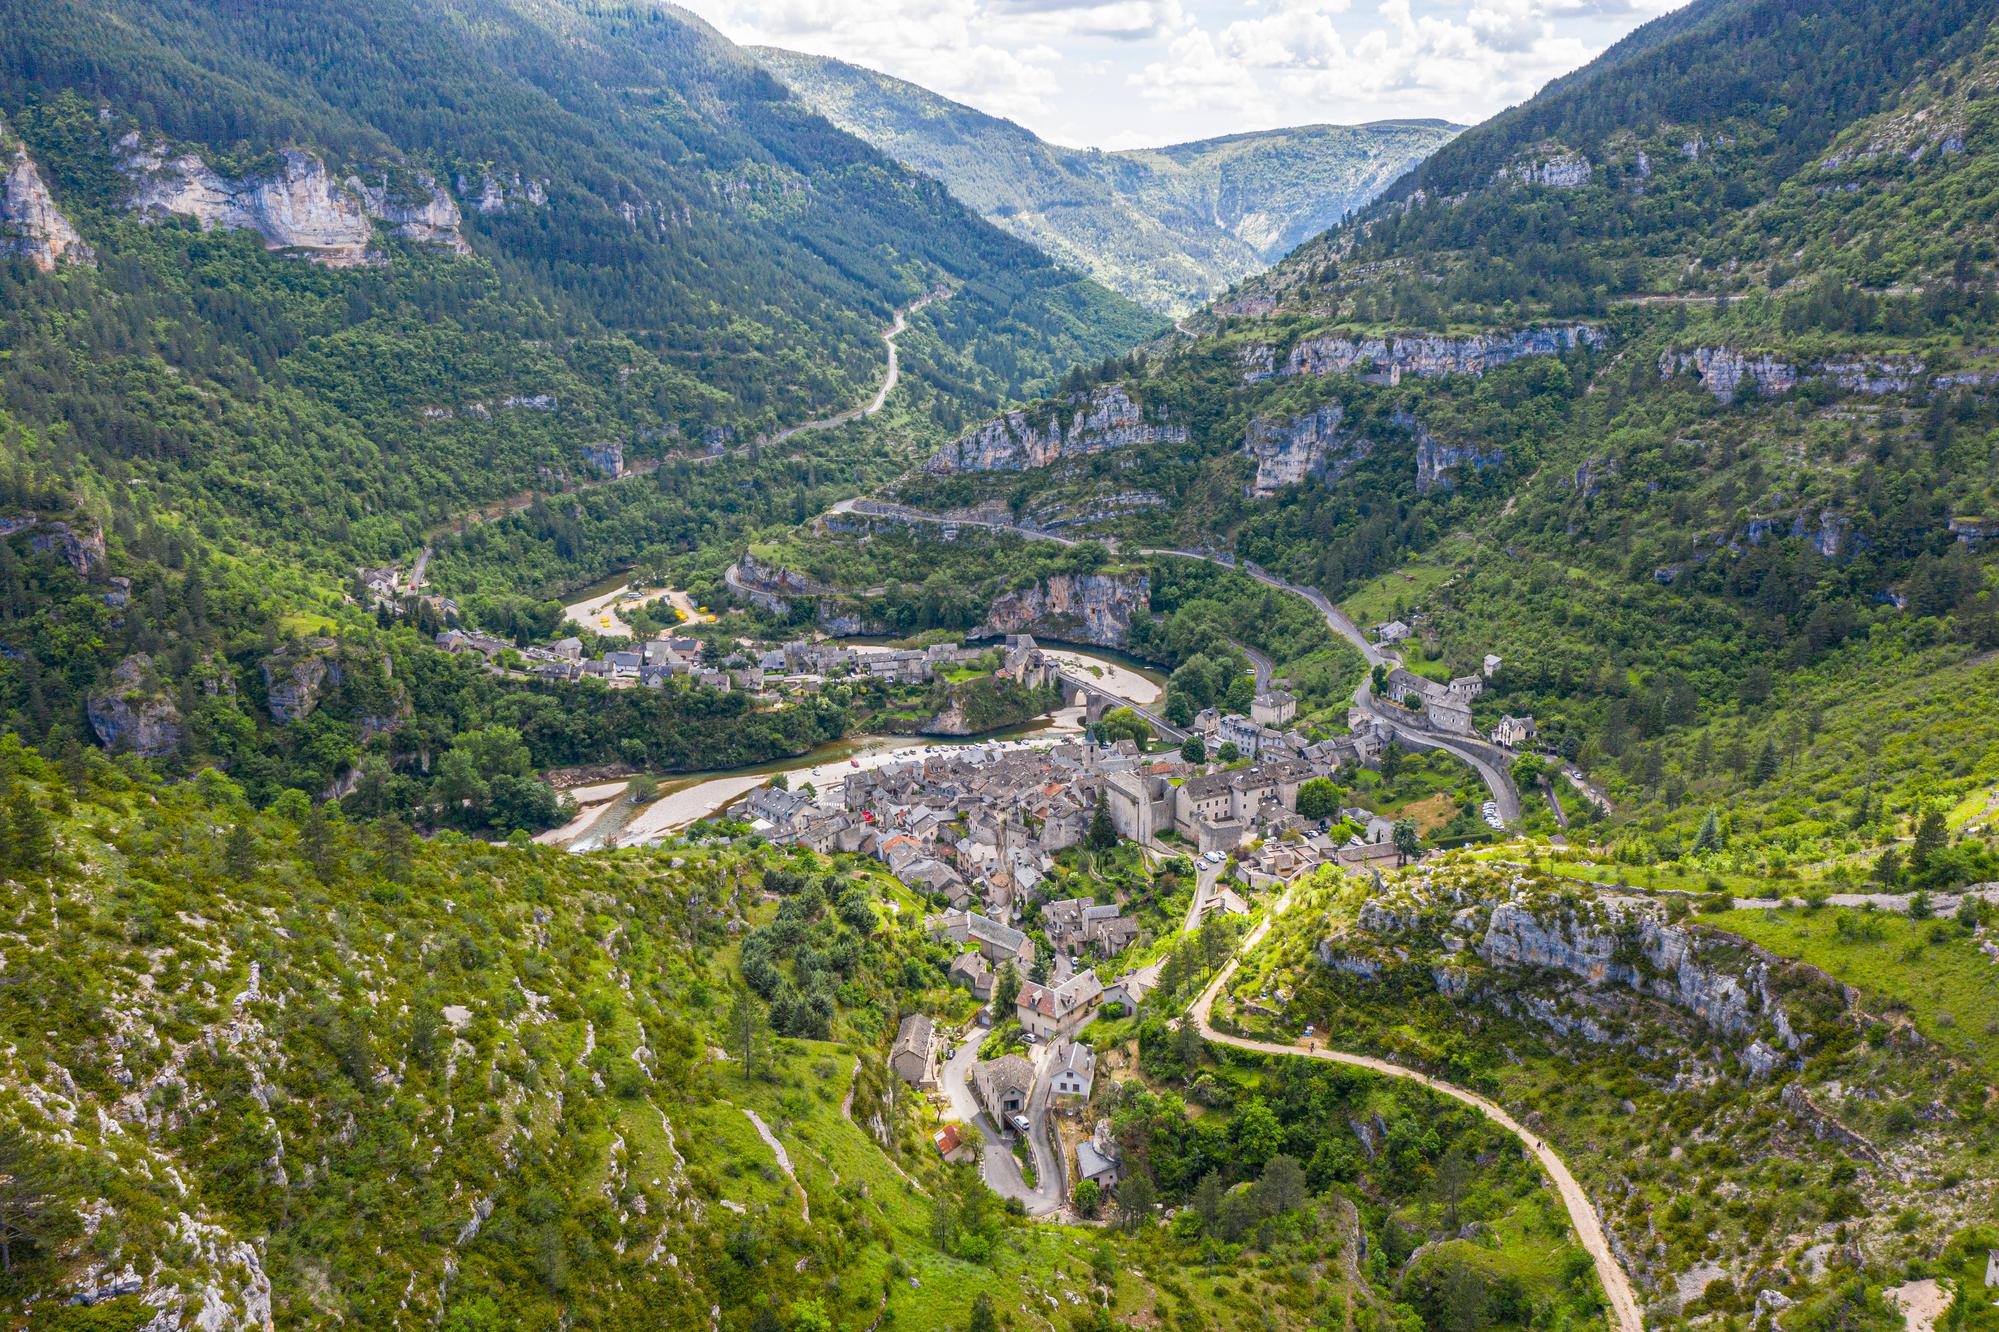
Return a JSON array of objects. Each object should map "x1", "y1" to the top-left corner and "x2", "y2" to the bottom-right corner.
[
  {"x1": 1250, "y1": 690, "x2": 1297, "y2": 728},
  {"x1": 891, "y1": 1013, "x2": 936, "y2": 1089},
  {"x1": 933, "y1": 1123, "x2": 972, "y2": 1163},
  {"x1": 948, "y1": 949, "x2": 994, "y2": 1000},
  {"x1": 970, "y1": 1054, "x2": 1035, "y2": 1128},
  {"x1": 1427, "y1": 696, "x2": 1475, "y2": 735},
  {"x1": 1075, "y1": 1119, "x2": 1120, "y2": 1192},
  {"x1": 1047, "y1": 1040, "x2": 1096, "y2": 1106},
  {"x1": 1482, "y1": 654, "x2": 1503, "y2": 679},
  {"x1": 1492, "y1": 715, "x2": 1538, "y2": 749},
  {"x1": 1373, "y1": 620, "x2": 1411, "y2": 644},
  {"x1": 1017, "y1": 970, "x2": 1104, "y2": 1042}
]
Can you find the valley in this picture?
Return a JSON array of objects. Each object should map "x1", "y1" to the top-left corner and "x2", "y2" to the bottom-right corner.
[{"x1": 1, "y1": 0, "x2": 1998, "y2": 1330}]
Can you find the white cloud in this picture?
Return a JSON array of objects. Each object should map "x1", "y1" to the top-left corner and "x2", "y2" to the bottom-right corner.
[{"x1": 681, "y1": 0, "x2": 1693, "y2": 147}]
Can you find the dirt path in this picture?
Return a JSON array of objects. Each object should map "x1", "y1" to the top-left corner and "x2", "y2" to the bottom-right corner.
[
  {"x1": 737, "y1": 1105, "x2": 809, "y2": 1222},
  {"x1": 1188, "y1": 897, "x2": 1645, "y2": 1332}
]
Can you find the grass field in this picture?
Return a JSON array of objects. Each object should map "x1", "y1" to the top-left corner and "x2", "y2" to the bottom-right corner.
[
  {"x1": 1699, "y1": 906, "x2": 1999, "y2": 1080},
  {"x1": 1337, "y1": 557, "x2": 1461, "y2": 629}
]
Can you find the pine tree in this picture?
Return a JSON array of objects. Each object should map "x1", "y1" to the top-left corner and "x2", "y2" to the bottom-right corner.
[
  {"x1": 1087, "y1": 794, "x2": 1117, "y2": 851},
  {"x1": 1751, "y1": 739, "x2": 1781, "y2": 785},
  {"x1": 1693, "y1": 808, "x2": 1722, "y2": 854}
]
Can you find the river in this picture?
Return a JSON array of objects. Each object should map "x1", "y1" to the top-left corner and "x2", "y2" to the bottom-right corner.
[{"x1": 544, "y1": 642, "x2": 1158, "y2": 851}]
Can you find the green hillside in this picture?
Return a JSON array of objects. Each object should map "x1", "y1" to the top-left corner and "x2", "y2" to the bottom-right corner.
[
  {"x1": 0, "y1": 0, "x2": 1158, "y2": 813},
  {"x1": 850, "y1": 0, "x2": 1999, "y2": 884},
  {"x1": 755, "y1": 46, "x2": 1458, "y2": 315}
]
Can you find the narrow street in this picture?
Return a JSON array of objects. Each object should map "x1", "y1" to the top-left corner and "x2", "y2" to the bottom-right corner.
[{"x1": 937, "y1": 1029, "x2": 1063, "y2": 1215}]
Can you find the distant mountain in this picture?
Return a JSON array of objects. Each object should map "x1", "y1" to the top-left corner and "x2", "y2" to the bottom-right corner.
[{"x1": 754, "y1": 47, "x2": 1459, "y2": 314}]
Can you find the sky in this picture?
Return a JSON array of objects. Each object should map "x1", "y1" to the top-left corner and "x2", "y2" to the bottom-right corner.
[{"x1": 681, "y1": 0, "x2": 1693, "y2": 150}]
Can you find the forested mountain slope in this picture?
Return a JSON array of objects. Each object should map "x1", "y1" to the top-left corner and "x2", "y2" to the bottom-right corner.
[
  {"x1": 852, "y1": 0, "x2": 1999, "y2": 877},
  {"x1": 0, "y1": 0, "x2": 1156, "y2": 807},
  {"x1": 756, "y1": 46, "x2": 1457, "y2": 315}
]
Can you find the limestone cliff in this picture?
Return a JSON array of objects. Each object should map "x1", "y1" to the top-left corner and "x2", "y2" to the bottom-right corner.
[
  {"x1": 1658, "y1": 347, "x2": 1799, "y2": 403},
  {"x1": 926, "y1": 383, "x2": 1185, "y2": 474},
  {"x1": 1409, "y1": 416, "x2": 1503, "y2": 494},
  {"x1": 0, "y1": 123, "x2": 93, "y2": 271},
  {"x1": 86, "y1": 654, "x2": 184, "y2": 759},
  {"x1": 1243, "y1": 323, "x2": 1601, "y2": 385},
  {"x1": 1241, "y1": 404, "x2": 1374, "y2": 497},
  {"x1": 261, "y1": 639, "x2": 346, "y2": 724},
  {"x1": 118, "y1": 135, "x2": 469, "y2": 265},
  {"x1": 980, "y1": 572, "x2": 1149, "y2": 648}
]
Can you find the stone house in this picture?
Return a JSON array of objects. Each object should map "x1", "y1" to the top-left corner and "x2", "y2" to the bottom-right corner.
[
  {"x1": 1075, "y1": 1119, "x2": 1120, "y2": 1192},
  {"x1": 1373, "y1": 620, "x2": 1411, "y2": 644},
  {"x1": 970, "y1": 1054, "x2": 1035, "y2": 1127},
  {"x1": 1047, "y1": 1040, "x2": 1095, "y2": 1106},
  {"x1": 1492, "y1": 715, "x2": 1538, "y2": 749},
  {"x1": 891, "y1": 1013, "x2": 936, "y2": 1089},
  {"x1": 1251, "y1": 690, "x2": 1297, "y2": 727},
  {"x1": 948, "y1": 949, "x2": 994, "y2": 1000},
  {"x1": 1017, "y1": 971, "x2": 1104, "y2": 1041}
]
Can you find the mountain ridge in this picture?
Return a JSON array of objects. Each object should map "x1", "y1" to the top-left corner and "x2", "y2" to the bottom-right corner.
[{"x1": 754, "y1": 45, "x2": 1460, "y2": 314}]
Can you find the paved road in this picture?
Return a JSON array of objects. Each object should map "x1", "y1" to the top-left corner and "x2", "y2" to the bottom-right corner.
[
  {"x1": 1189, "y1": 897, "x2": 1645, "y2": 1332},
  {"x1": 816, "y1": 503, "x2": 1524, "y2": 820},
  {"x1": 938, "y1": 1031, "x2": 1062, "y2": 1215},
  {"x1": 768, "y1": 289, "x2": 952, "y2": 444},
  {"x1": 1138, "y1": 547, "x2": 1523, "y2": 822}
]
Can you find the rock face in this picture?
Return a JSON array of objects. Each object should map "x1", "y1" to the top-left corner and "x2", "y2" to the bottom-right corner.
[
  {"x1": 456, "y1": 171, "x2": 548, "y2": 215},
  {"x1": 1241, "y1": 404, "x2": 1373, "y2": 497},
  {"x1": 29, "y1": 519, "x2": 107, "y2": 575},
  {"x1": 1, "y1": 130, "x2": 93, "y2": 271},
  {"x1": 1659, "y1": 347, "x2": 1799, "y2": 403},
  {"x1": 1497, "y1": 151, "x2": 1592, "y2": 189},
  {"x1": 926, "y1": 384, "x2": 1185, "y2": 474},
  {"x1": 118, "y1": 135, "x2": 469, "y2": 265},
  {"x1": 261, "y1": 639, "x2": 346, "y2": 724},
  {"x1": 1245, "y1": 324, "x2": 1601, "y2": 385},
  {"x1": 1476, "y1": 901, "x2": 1813, "y2": 1059},
  {"x1": 981, "y1": 572, "x2": 1148, "y2": 648},
  {"x1": 578, "y1": 440, "x2": 625, "y2": 478},
  {"x1": 1409, "y1": 416, "x2": 1502, "y2": 493},
  {"x1": 87, "y1": 655, "x2": 184, "y2": 759}
]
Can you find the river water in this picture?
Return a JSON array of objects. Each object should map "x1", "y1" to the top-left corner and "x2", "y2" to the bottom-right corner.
[{"x1": 547, "y1": 641, "x2": 1162, "y2": 851}]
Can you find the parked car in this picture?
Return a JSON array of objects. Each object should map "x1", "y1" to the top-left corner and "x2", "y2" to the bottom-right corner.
[{"x1": 1009, "y1": 1113, "x2": 1033, "y2": 1137}]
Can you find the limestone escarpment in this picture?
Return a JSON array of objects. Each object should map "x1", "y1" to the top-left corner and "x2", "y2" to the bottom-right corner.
[
  {"x1": 1658, "y1": 347, "x2": 1799, "y2": 403},
  {"x1": 117, "y1": 134, "x2": 470, "y2": 265},
  {"x1": 1660, "y1": 347, "x2": 1940, "y2": 402},
  {"x1": 1329, "y1": 870, "x2": 1856, "y2": 1076},
  {"x1": 925, "y1": 384, "x2": 1185, "y2": 474},
  {"x1": 980, "y1": 572, "x2": 1149, "y2": 648},
  {"x1": 87, "y1": 654, "x2": 184, "y2": 759},
  {"x1": 1495, "y1": 149, "x2": 1592, "y2": 189},
  {"x1": 1409, "y1": 416, "x2": 1503, "y2": 494},
  {"x1": 1243, "y1": 323, "x2": 1601, "y2": 385},
  {"x1": 1241, "y1": 404, "x2": 1374, "y2": 497},
  {"x1": 0, "y1": 124, "x2": 93, "y2": 270}
]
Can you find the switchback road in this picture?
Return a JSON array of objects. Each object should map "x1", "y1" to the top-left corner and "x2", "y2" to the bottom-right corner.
[{"x1": 1190, "y1": 898, "x2": 1645, "y2": 1332}]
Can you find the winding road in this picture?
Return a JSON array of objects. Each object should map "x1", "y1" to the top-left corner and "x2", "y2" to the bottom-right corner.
[
  {"x1": 1189, "y1": 896, "x2": 1645, "y2": 1332},
  {"x1": 766, "y1": 288, "x2": 952, "y2": 445}
]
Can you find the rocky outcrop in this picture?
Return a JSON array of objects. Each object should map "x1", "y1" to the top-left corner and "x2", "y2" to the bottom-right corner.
[
  {"x1": 1409, "y1": 416, "x2": 1502, "y2": 493},
  {"x1": 1241, "y1": 404, "x2": 1374, "y2": 497},
  {"x1": 1474, "y1": 900, "x2": 1841, "y2": 1069},
  {"x1": 578, "y1": 440, "x2": 625, "y2": 478},
  {"x1": 1949, "y1": 516, "x2": 1999, "y2": 548},
  {"x1": 1659, "y1": 347, "x2": 1798, "y2": 403},
  {"x1": 1245, "y1": 324, "x2": 1601, "y2": 385},
  {"x1": 118, "y1": 135, "x2": 469, "y2": 265},
  {"x1": 347, "y1": 171, "x2": 471, "y2": 253},
  {"x1": 28, "y1": 519, "x2": 107, "y2": 575},
  {"x1": 1496, "y1": 151, "x2": 1592, "y2": 189},
  {"x1": 87, "y1": 654, "x2": 184, "y2": 759},
  {"x1": 1, "y1": 125, "x2": 93, "y2": 271},
  {"x1": 261, "y1": 639, "x2": 346, "y2": 724},
  {"x1": 926, "y1": 384, "x2": 1185, "y2": 474},
  {"x1": 456, "y1": 171, "x2": 548, "y2": 215},
  {"x1": 980, "y1": 572, "x2": 1148, "y2": 649}
]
